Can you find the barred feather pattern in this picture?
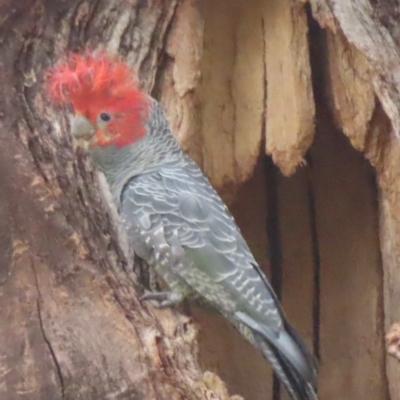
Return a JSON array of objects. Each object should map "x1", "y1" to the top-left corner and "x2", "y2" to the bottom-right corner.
[{"x1": 95, "y1": 101, "x2": 318, "y2": 400}]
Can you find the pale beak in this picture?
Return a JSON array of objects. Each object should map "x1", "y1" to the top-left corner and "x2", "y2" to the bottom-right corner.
[{"x1": 70, "y1": 114, "x2": 95, "y2": 148}]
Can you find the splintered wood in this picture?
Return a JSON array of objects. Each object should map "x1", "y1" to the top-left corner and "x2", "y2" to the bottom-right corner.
[
  {"x1": 162, "y1": 0, "x2": 315, "y2": 194},
  {"x1": 196, "y1": 0, "x2": 265, "y2": 196},
  {"x1": 310, "y1": 0, "x2": 400, "y2": 139},
  {"x1": 264, "y1": 0, "x2": 315, "y2": 176},
  {"x1": 161, "y1": 0, "x2": 266, "y2": 198},
  {"x1": 308, "y1": 2, "x2": 400, "y2": 398},
  {"x1": 159, "y1": 0, "x2": 204, "y2": 167},
  {"x1": 325, "y1": 30, "x2": 375, "y2": 151},
  {"x1": 146, "y1": 1, "x2": 399, "y2": 398},
  {"x1": 387, "y1": 323, "x2": 400, "y2": 363}
]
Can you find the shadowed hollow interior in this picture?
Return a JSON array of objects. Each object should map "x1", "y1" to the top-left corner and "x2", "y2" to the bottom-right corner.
[{"x1": 192, "y1": 119, "x2": 385, "y2": 400}]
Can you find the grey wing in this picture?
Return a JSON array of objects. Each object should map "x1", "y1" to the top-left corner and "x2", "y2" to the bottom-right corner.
[{"x1": 120, "y1": 159, "x2": 283, "y2": 334}]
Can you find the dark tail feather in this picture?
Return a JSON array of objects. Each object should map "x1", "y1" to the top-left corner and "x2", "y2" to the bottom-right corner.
[
  {"x1": 257, "y1": 328, "x2": 318, "y2": 400},
  {"x1": 284, "y1": 322, "x2": 319, "y2": 384}
]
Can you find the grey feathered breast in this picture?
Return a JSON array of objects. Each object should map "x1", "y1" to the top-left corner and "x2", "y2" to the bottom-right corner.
[{"x1": 119, "y1": 156, "x2": 283, "y2": 332}]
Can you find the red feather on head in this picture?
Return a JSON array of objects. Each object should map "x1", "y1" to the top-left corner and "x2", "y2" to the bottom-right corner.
[{"x1": 46, "y1": 51, "x2": 151, "y2": 147}]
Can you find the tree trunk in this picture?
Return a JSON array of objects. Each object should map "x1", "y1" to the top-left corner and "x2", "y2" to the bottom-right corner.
[
  {"x1": 0, "y1": 0, "x2": 399, "y2": 399},
  {"x1": 0, "y1": 1, "x2": 236, "y2": 399}
]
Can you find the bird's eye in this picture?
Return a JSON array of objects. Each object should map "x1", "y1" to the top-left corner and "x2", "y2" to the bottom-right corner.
[{"x1": 99, "y1": 112, "x2": 112, "y2": 122}]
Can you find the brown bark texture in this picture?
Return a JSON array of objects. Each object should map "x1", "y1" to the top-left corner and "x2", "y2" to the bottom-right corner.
[
  {"x1": 0, "y1": 1, "x2": 238, "y2": 400},
  {"x1": 0, "y1": 0, "x2": 400, "y2": 400}
]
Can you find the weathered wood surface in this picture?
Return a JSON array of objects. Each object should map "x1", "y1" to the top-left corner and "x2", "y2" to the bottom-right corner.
[{"x1": 307, "y1": 2, "x2": 400, "y2": 398}]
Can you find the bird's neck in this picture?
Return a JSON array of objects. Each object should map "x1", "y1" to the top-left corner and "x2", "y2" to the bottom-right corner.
[
  {"x1": 91, "y1": 100, "x2": 184, "y2": 204},
  {"x1": 90, "y1": 130, "x2": 182, "y2": 204}
]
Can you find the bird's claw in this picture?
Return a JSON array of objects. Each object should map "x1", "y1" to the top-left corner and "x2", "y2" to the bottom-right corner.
[{"x1": 140, "y1": 290, "x2": 183, "y2": 308}]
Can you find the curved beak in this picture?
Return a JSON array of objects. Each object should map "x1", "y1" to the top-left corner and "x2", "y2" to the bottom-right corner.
[{"x1": 70, "y1": 114, "x2": 95, "y2": 147}]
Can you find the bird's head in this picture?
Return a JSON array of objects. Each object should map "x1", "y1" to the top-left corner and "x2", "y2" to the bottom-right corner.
[
  {"x1": 46, "y1": 51, "x2": 179, "y2": 193},
  {"x1": 46, "y1": 51, "x2": 152, "y2": 149}
]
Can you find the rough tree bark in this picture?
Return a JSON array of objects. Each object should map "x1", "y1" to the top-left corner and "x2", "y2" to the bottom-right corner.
[
  {"x1": 0, "y1": 1, "x2": 238, "y2": 399},
  {"x1": 1, "y1": 0, "x2": 400, "y2": 400}
]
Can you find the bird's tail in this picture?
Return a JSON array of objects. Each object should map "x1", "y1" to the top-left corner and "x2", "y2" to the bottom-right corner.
[{"x1": 256, "y1": 322, "x2": 318, "y2": 400}]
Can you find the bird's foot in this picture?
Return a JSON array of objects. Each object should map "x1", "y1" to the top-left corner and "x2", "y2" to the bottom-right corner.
[{"x1": 140, "y1": 290, "x2": 183, "y2": 308}]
